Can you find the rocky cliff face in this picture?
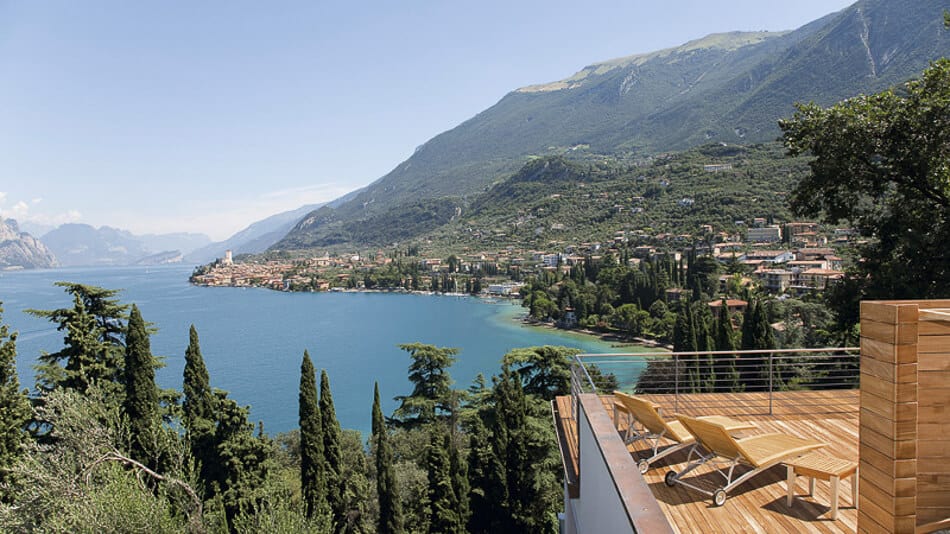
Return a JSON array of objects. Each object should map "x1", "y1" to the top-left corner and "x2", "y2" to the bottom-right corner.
[{"x1": 0, "y1": 219, "x2": 58, "y2": 269}]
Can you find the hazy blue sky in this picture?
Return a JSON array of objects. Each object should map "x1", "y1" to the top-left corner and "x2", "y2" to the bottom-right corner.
[{"x1": 0, "y1": 1, "x2": 854, "y2": 240}]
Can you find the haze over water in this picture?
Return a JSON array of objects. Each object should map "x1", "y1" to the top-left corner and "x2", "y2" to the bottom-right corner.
[{"x1": 0, "y1": 265, "x2": 640, "y2": 436}]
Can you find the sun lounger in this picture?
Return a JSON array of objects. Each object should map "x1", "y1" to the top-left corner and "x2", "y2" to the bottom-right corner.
[
  {"x1": 613, "y1": 392, "x2": 756, "y2": 474},
  {"x1": 665, "y1": 414, "x2": 826, "y2": 506}
]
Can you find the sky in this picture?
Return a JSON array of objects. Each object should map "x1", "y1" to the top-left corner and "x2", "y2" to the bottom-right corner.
[{"x1": 0, "y1": 1, "x2": 855, "y2": 241}]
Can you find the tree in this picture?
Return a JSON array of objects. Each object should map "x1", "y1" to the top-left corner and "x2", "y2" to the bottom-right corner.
[
  {"x1": 497, "y1": 367, "x2": 558, "y2": 533},
  {"x1": 737, "y1": 299, "x2": 777, "y2": 391},
  {"x1": 213, "y1": 390, "x2": 274, "y2": 528},
  {"x1": 372, "y1": 383, "x2": 404, "y2": 534},
  {"x1": 182, "y1": 325, "x2": 218, "y2": 495},
  {"x1": 29, "y1": 283, "x2": 129, "y2": 397},
  {"x1": 713, "y1": 302, "x2": 740, "y2": 392},
  {"x1": 299, "y1": 351, "x2": 327, "y2": 520},
  {"x1": 122, "y1": 304, "x2": 159, "y2": 465},
  {"x1": 448, "y1": 433, "x2": 470, "y2": 530},
  {"x1": 392, "y1": 343, "x2": 459, "y2": 427},
  {"x1": 182, "y1": 325, "x2": 214, "y2": 433},
  {"x1": 425, "y1": 430, "x2": 461, "y2": 534},
  {"x1": 0, "y1": 304, "x2": 30, "y2": 502},
  {"x1": 501, "y1": 346, "x2": 579, "y2": 401},
  {"x1": 465, "y1": 415, "x2": 506, "y2": 534},
  {"x1": 780, "y1": 59, "x2": 950, "y2": 329},
  {"x1": 320, "y1": 370, "x2": 345, "y2": 532}
]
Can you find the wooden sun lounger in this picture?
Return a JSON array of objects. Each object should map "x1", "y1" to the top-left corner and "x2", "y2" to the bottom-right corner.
[
  {"x1": 666, "y1": 414, "x2": 826, "y2": 506},
  {"x1": 613, "y1": 391, "x2": 756, "y2": 473}
]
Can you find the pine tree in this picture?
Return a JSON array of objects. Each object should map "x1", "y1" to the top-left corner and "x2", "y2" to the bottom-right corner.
[
  {"x1": 0, "y1": 304, "x2": 30, "y2": 503},
  {"x1": 182, "y1": 324, "x2": 218, "y2": 494},
  {"x1": 320, "y1": 369, "x2": 345, "y2": 532},
  {"x1": 122, "y1": 304, "x2": 159, "y2": 464},
  {"x1": 426, "y1": 430, "x2": 461, "y2": 534},
  {"x1": 393, "y1": 343, "x2": 459, "y2": 428},
  {"x1": 372, "y1": 382, "x2": 404, "y2": 534},
  {"x1": 299, "y1": 351, "x2": 327, "y2": 519},
  {"x1": 29, "y1": 283, "x2": 129, "y2": 397}
]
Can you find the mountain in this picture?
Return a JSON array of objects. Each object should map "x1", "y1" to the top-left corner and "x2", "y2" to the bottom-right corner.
[
  {"x1": 184, "y1": 202, "x2": 330, "y2": 264},
  {"x1": 138, "y1": 233, "x2": 211, "y2": 257},
  {"x1": 41, "y1": 224, "x2": 151, "y2": 266},
  {"x1": 16, "y1": 221, "x2": 55, "y2": 238},
  {"x1": 0, "y1": 219, "x2": 57, "y2": 269},
  {"x1": 274, "y1": 0, "x2": 950, "y2": 251},
  {"x1": 40, "y1": 224, "x2": 210, "y2": 267},
  {"x1": 135, "y1": 250, "x2": 184, "y2": 265}
]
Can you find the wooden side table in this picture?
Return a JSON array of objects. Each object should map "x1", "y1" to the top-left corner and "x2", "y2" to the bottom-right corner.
[{"x1": 785, "y1": 453, "x2": 858, "y2": 520}]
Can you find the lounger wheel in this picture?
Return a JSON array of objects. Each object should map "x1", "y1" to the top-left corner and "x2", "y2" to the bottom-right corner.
[
  {"x1": 664, "y1": 471, "x2": 677, "y2": 487},
  {"x1": 637, "y1": 459, "x2": 650, "y2": 474},
  {"x1": 713, "y1": 489, "x2": 727, "y2": 506}
]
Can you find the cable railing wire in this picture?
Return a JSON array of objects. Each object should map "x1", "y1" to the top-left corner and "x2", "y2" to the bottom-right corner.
[{"x1": 569, "y1": 347, "x2": 859, "y2": 416}]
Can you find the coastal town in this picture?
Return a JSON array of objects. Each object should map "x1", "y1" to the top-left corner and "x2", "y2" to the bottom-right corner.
[{"x1": 190, "y1": 219, "x2": 851, "y2": 301}]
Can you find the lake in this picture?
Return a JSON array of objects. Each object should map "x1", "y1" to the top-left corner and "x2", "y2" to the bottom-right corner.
[{"x1": 0, "y1": 264, "x2": 648, "y2": 436}]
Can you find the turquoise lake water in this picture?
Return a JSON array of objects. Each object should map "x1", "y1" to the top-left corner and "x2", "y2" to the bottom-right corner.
[{"x1": 0, "y1": 265, "x2": 648, "y2": 436}]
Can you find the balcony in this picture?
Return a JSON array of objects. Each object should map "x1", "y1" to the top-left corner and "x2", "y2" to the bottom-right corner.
[{"x1": 552, "y1": 300, "x2": 950, "y2": 534}]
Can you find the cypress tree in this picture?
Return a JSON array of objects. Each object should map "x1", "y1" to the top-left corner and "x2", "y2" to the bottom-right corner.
[
  {"x1": 466, "y1": 415, "x2": 506, "y2": 534},
  {"x1": 752, "y1": 301, "x2": 776, "y2": 351},
  {"x1": 676, "y1": 304, "x2": 703, "y2": 392},
  {"x1": 739, "y1": 300, "x2": 761, "y2": 390},
  {"x1": 183, "y1": 325, "x2": 214, "y2": 427},
  {"x1": 182, "y1": 324, "x2": 218, "y2": 493},
  {"x1": 672, "y1": 306, "x2": 691, "y2": 352},
  {"x1": 122, "y1": 304, "x2": 159, "y2": 463},
  {"x1": 715, "y1": 301, "x2": 736, "y2": 352},
  {"x1": 214, "y1": 390, "x2": 273, "y2": 527},
  {"x1": 320, "y1": 369, "x2": 345, "y2": 531},
  {"x1": 448, "y1": 431, "x2": 471, "y2": 529},
  {"x1": 299, "y1": 351, "x2": 327, "y2": 519},
  {"x1": 373, "y1": 382, "x2": 404, "y2": 534},
  {"x1": 426, "y1": 430, "x2": 461, "y2": 534},
  {"x1": 713, "y1": 301, "x2": 740, "y2": 392},
  {"x1": 740, "y1": 300, "x2": 758, "y2": 351},
  {"x1": 747, "y1": 300, "x2": 776, "y2": 391},
  {"x1": 0, "y1": 305, "x2": 30, "y2": 503}
]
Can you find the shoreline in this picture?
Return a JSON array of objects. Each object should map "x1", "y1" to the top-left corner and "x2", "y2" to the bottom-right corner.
[{"x1": 515, "y1": 312, "x2": 668, "y2": 352}]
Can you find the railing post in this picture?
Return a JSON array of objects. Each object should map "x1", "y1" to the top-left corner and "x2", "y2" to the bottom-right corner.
[
  {"x1": 768, "y1": 352, "x2": 773, "y2": 415},
  {"x1": 674, "y1": 353, "x2": 679, "y2": 413}
]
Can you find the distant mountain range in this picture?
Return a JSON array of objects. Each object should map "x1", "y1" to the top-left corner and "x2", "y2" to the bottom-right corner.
[
  {"x1": 4, "y1": 199, "x2": 343, "y2": 269},
  {"x1": 40, "y1": 224, "x2": 211, "y2": 267},
  {"x1": 184, "y1": 187, "x2": 363, "y2": 263},
  {"x1": 184, "y1": 202, "x2": 326, "y2": 264},
  {"x1": 0, "y1": 219, "x2": 57, "y2": 269},
  {"x1": 274, "y1": 0, "x2": 950, "y2": 251}
]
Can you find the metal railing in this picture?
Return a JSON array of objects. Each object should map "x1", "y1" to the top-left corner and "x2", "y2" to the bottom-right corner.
[{"x1": 571, "y1": 347, "x2": 860, "y2": 417}]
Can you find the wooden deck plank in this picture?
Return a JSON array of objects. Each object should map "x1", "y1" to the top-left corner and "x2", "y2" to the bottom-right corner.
[{"x1": 582, "y1": 390, "x2": 861, "y2": 533}]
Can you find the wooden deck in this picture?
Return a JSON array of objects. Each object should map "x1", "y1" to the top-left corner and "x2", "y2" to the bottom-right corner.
[{"x1": 555, "y1": 390, "x2": 860, "y2": 533}]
